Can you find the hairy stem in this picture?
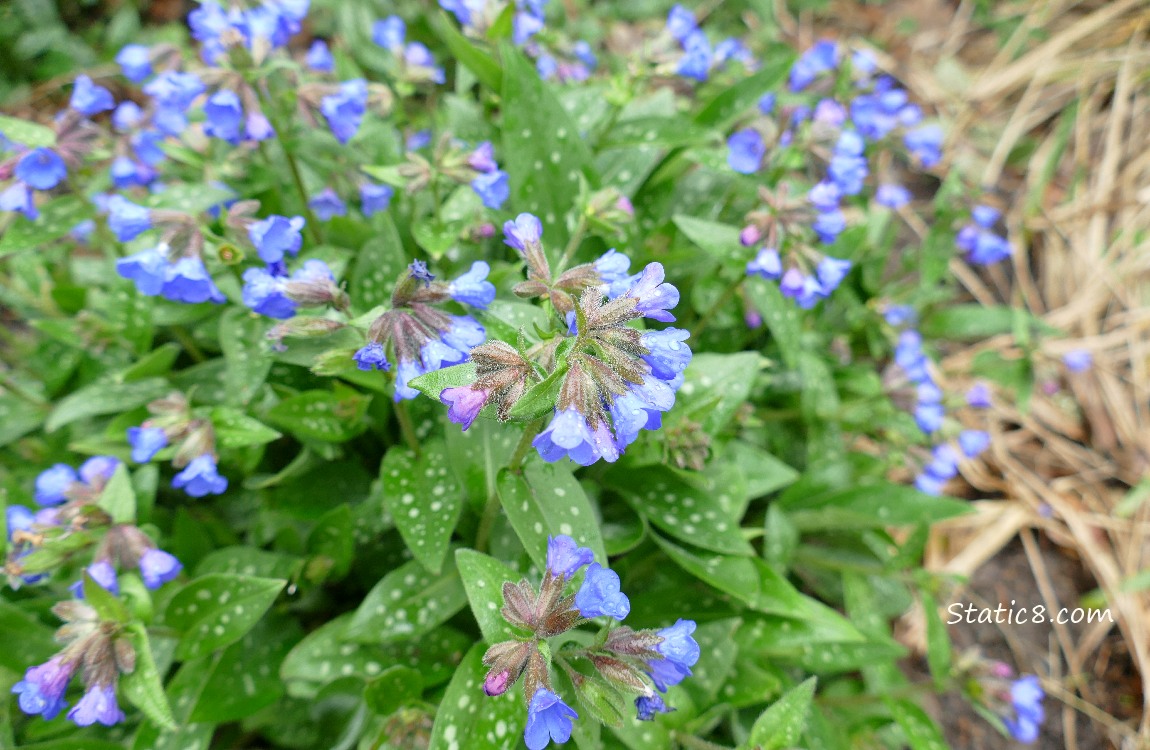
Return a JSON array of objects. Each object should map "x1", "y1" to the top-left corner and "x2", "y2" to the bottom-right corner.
[{"x1": 395, "y1": 400, "x2": 421, "y2": 457}]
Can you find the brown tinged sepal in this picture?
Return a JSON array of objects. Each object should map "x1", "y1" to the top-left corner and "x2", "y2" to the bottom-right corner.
[
  {"x1": 590, "y1": 655, "x2": 650, "y2": 695},
  {"x1": 537, "y1": 604, "x2": 582, "y2": 639},
  {"x1": 522, "y1": 649, "x2": 551, "y2": 706},
  {"x1": 112, "y1": 637, "x2": 137, "y2": 675},
  {"x1": 604, "y1": 626, "x2": 664, "y2": 659},
  {"x1": 481, "y1": 640, "x2": 534, "y2": 697},
  {"x1": 501, "y1": 580, "x2": 539, "y2": 630}
]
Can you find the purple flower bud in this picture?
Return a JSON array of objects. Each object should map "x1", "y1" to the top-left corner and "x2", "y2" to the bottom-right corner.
[
  {"x1": 35, "y1": 464, "x2": 78, "y2": 506},
  {"x1": 245, "y1": 111, "x2": 275, "y2": 141},
  {"x1": 816, "y1": 256, "x2": 851, "y2": 292},
  {"x1": 808, "y1": 180, "x2": 841, "y2": 212},
  {"x1": 172, "y1": 454, "x2": 228, "y2": 497},
  {"x1": 483, "y1": 669, "x2": 511, "y2": 697},
  {"x1": 574, "y1": 562, "x2": 630, "y2": 619},
  {"x1": 139, "y1": 548, "x2": 183, "y2": 589},
  {"x1": 746, "y1": 247, "x2": 782, "y2": 279},
  {"x1": 360, "y1": 182, "x2": 393, "y2": 216},
  {"x1": 739, "y1": 225, "x2": 761, "y2": 246},
  {"x1": 546, "y1": 535, "x2": 594, "y2": 578},
  {"x1": 972, "y1": 205, "x2": 1000, "y2": 228},
  {"x1": 448, "y1": 261, "x2": 495, "y2": 309},
  {"x1": 70, "y1": 74, "x2": 115, "y2": 116},
  {"x1": 636, "y1": 693, "x2": 674, "y2": 721},
  {"x1": 504, "y1": 213, "x2": 543, "y2": 252},
  {"x1": 249, "y1": 215, "x2": 305, "y2": 264},
  {"x1": 812, "y1": 209, "x2": 846, "y2": 244},
  {"x1": 727, "y1": 129, "x2": 764, "y2": 174},
  {"x1": 624, "y1": 262, "x2": 679, "y2": 322},
  {"x1": 779, "y1": 268, "x2": 805, "y2": 298},
  {"x1": 354, "y1": 343, "x2": 390, "y2": 372},
  {"x1": 306, "y1": 39, "x2": 334, "y2": 71},
  {"x1": 441, "y1": 386, "x2": 488, "y2": 431},
  {"x1": 127, "y1": 426, "x2": 168, "y2": 463},
  {"x1": 116, "y1": 44, "x2": 152, "y2": 82},
  {"x1": 11, "y1": 656, "x2": 77, "y2": 720},
  {"x1": 813, "y1": 98, "x2": 847, "y2": 126},
  {"x1": 524, "y1": 689, "x2": 578, "y2": 750},
  {"x1": 471, "y1": 169, "x2": 509, "y2": 210},
  {"x1": 1063, "y1": 349, "x2": 1092, "y2": 373},
  {"x1": 966, "y1": 382, "x2": 991, "y2": 408},
  {"x1": 15, "y1": 148, "x2": 67, "y2": 191},
  {"x1": 68, "y1": 684, "x2": 125, "y2": 727}
]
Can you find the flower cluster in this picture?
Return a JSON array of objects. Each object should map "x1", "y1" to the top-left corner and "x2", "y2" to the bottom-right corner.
[
  {"x1": 372, "y1": 16, "x2": 446, "y2": 85},
  {"x1": 354, "y1": 261, "x2": 494, "y2": 401},
  {"x1": 126, "y1": 391, "x2": 229, "y2": 498},
  {"x1": 437, "y1": 214, "x2": 691, "y2": 466},
  {"x1": 665, "y1": 4, "x2": 755, "y2": 82},
  {"x1": 393, "y1": 134, "x2": 511, "y2": 211},
  {"x1": 483, "y1": 536, "x2": 701, "y2": 748},
  {"x1": 956, "y1": 205, "x2": 1011, "y2": 265}
]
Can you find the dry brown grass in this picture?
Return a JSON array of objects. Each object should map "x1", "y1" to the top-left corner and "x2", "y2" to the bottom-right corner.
[{"x1": 784, "y1": 0, "x2": 1150, "y2": 746}]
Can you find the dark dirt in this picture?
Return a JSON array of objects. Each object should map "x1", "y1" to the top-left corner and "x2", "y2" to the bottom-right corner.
[{"x1": 905, "y1": 537, "x2": 1141, "y2": 749}]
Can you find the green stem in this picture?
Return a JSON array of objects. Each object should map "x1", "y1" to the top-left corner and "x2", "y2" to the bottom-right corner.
[
  {"x1": 171, "y1": 326, "x2": 207, "y2": 363},
  {"x1": 556, "y1": 214, "x2": 588, "y2": 274},
  {"x1": 673, "y1": 735, "x2": 733, "y2": 750},
  {"x1": 0, "y1": 373, "x2": 47, "y2": 408},
  {"x1": 508, "y1": 419, "x2": 544, "y2": 474},
  {"x1": 692, "y1": 276, "x2": 744, "y2": 338},
  {"x1": 395, "y1": 401, "x2": 421, "y2": 457},
  {"x1": 256, "y1": 85, "x2": 322, "y2": 246}
]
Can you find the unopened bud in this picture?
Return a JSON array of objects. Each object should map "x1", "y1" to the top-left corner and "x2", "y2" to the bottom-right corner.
[
  {"x1": 740, "y1": 224, "x2": 761, "y2": 246},
  {"x1": 484, "y1": 669, "x2": 511, "y2": 697},
  {"x1": 114, "y1": 637, "x2": 137, "y2": 674}
]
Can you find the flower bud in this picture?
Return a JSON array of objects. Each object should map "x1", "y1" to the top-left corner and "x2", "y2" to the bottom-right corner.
[{"x1": 481, "y1": 640, "x2": 534, "y2": 697}]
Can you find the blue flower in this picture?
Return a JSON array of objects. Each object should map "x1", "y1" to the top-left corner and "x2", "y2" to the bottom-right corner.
[
  {"x1": 143, "y1": 71, "x2": 204, "y2": 112},
  {"x1": 15, "y1": 148, "x2": 67, "y2": 191},
  {"x1": 245, "y1": 111, "x2": 275, "y2": 141},
  {"x1": 471, "y1": 169, "x2": 509, "y2": 209},
  {"x1": 640, "y1": 328, "x2": 692, "y2": 381},
  {"x1": 70, "y1": 74, "x2": 115, "y2": 115},
  {"x1": 573, "y1": 41, "x2": 597, "y2": 69},
  {"x1": 440, "y1": 0, "x2": 475, "y2": 26},
  {"x1": 203, "y1": 90, "x2": 243, "y2": 144},
  {"x1": 421, "y1": 337, "x2": 468, "y2": 371},
  {"x1": 110, "y1": 156, "x2": 150, "y2": 189},
  {"x1": 758, "y1": 92, "x2": 777, "y2": 115},
  {"x1": 746, "y1": 247, "x2": 782, "y2": 279},
  {"x1": 440, "y1": 386, "x2": 488, "y2": 431},
  {"x1": 513, "y1": 11, "x2": 545, "y2": 45},
  {"x1": 727, "y1": 129, "x2": 764, "y2": 174},
  {"x1": 914, "y1": 401, "x2": 945, "y2": 434},
  {"x1": 131, "y1": 130, "x2": 166, "y2": 165},
  {"x1": 574, "y1": 562, "x2": 630, "y2": 619},
  {"x1": 35, "y1": 464, "x2": 77, "y2": 506},
  {"x1": 360, "y1": 183, "x2": 394, "y2": 216},
  {"x1": 524, "y1": 689, "x2": 578, "y2": 750},
  {"x1": 504, "y1": 213, "x2": 543, "y2": 252},
  {"x1": 71, "y1": 559, "x2": 120, "y2": 599},
  {"x1": 68, "y1": 684, "x2": 125, "y2": 727},
  {"x1": 546, "y1": 534, "x2": 594, "y2": 579},
  {"x1": 309, "y1": 187, "x2": 348, "y2": 220},
  {"x1": 406, "y1": 129, "x2": 432, "y2": 150},
  {"x1": 80, "y1": 456, "x2": 120, "y2": 485},
  {"x1": 676, "y1": 31, "x2": 712, "y2": 81},
  {"x1": 467, "y1": 141, "x2": 498, "y2": 173},
  {"x1": 648, "y1": 619, "x2": 700, "y2": 691},
  {"x1": 139, "y1": 548, "x2": 183, "y2": 589},
  {"x1": 372, "y1": 16, "x2": 406, "y2": 51},
  {"x1": 161, "y1": 257, "x2": 226, "y2": 304},
  {"x1": 127, "y1": 426, "x2": 168, "y2": 463},
  {"x1": 636, "y1": 693, "x2": 674, "y2": 721},
  {"x1": 353, "y1": 342, "x2": 390, "y2": 371},
  {"x1": 7, "y1": 505, "x2": 34, "y2": 537},
  {"x1": 11, "y1": 656, "x2": 77, "y2": 720},
  {"x1": 1063, "y1": 349, "x2": 1092, "y2": 373},
  {"x1": 789, "y1": 39, "x2": 838, "y2": 91},
  {"x1": 972, "y1": 205, "x2": 1000, "y2": 227},
  {"x1": 409, "y1": 259, "x2": 435, "y2": 285},
  {"x1": 447, "y1": 261, "x2": 495, "y2": 309},
  {"x1": 958, "y1": 430, "x2": 990, "y2": 458},
  {"x1": 115, "y1": 44, "x2": 152, "y2": 82},
  {"x1": 595, "y1": 249, "x2": 633, "y2": 298},
  {"x1": 876, "y1": 183, "x2": 911, "y2": 208},
  {"x1": 0, "y1": 183, "x2": 38, "y2": 219},
  {"x1": 442, "y1": 314, "x2": 485, "y2": 352},
  {"x1": 966, "y1": 382, "x2": 992, "y2": 408},
  {"x1": 249, "y1": 215, "x2": 305, "y2": 263},
  {"x1": 666, "y1": 5, "x2": 697, "y2": 41},
  {"x1": 609, "y1": 377, "x2": 675, "y2": 448},
  {"x1": 172, "y1": 454, "x2": 228, "y2": 497},
  {"x1": 306, "y1": 39, "x2": 334, "y2": 71},
  {"x1": 1004, "y1": 675, "x2": 1044, "y2": 744},
  {"x1": 536, "y1": 54, "x2": 559, "y2": 81},
  {"x1": 107, "y1": 195, "x2": 153, "y2": 242},
  {"x1": 816, "y1": 256, "x2": 851, "y2": 292},
  {"x1": 808, "y1": 180, "x2": 841, "y2": 212},
  {"x1": 624, "y1": 262, "x2": 679, "y2": 322},
  {"x1": 116, "y1": 246, "x2": 169, "y2": 296},
  {"x1": 904, "y1": 124, "x2": 943, "y2": 167},
  {"x1": 534, "y1": 409, "x2": 618, "y2": 465},
  {"x1": 394, "y1": 358, "x2": 427, "y2": 401},
  {"x1": 321, "y1": 79, "x2": 368, "y2": 144},
  {"x1": 956, "y1": 219, "x2": 1011, "y2": 265},
  {"x1": 714, "y1": 38, "x2": 753, "y2": 68},
  {"x1": 242, "y1": 267, "x2": 296, "y2": 318}
]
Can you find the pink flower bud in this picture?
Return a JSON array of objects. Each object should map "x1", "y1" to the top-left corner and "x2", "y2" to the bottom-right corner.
[
  {"x1": 483, "y1": 669, "x2": 511, "y2": 697},
  {"x1": 739, "y1": 225, "x2": 761, "y2": 246}
]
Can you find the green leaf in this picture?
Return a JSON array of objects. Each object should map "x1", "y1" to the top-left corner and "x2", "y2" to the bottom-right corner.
[
  {"x1": 678, "y1": 352, "x2": 763, "y2": 432},
  {"x1": 497, "y1": 460, "x2": 606, "y2": 571},
  {"x1": 344, "y1": 558, "x2": 467, "y2": 644},
  {"x1": 427, "y1": 643, "x2": 525, "y2": 750},
  {"x1": 306, "y1": 504, "x2": 354, "y2": 581},
  {"x1": 266, "y1": 387, "x2": 371, "y2": 442},
  {"x1": 45, "y1": 377, "x2": 170, "y2": 432},
  {"x1": 350, "y1": 215, "x2": 407, "y2": 310},
  {"x1": 210, "y1": 407, "x2": 282, "y2": 448},
  {"x1": 97, "y1": 463, "x2": 136, "y2": 524},
  {"x1": 0, "y1": 114, "x2": 56, "y2": 146},
  {"x1": 83, "y1": 569, "x2": 130, "y2": 623},
  {"x1": 144, "y1": 184, "x2": 236, "y2": 215},
  {"x1": 381, "y1": 441, "x2": 462, "y2": 574},
  {"x1": 920, "y1": 304, "x2": 1059, "y2": 341},
  {"x1": 506, "y1": 363, "x2": 566, "y2": 421},
  {"x1": 220, "y1": 309, "x2": 272, "y2": 407},
  {"x1": 777, "y1": 481, "x2": 972, "y2": 529},
  {"x1": 408, "y1": 362, "x2": 477, "y2": 399},
  {"x1": 119, "y1": 343, "x2": 175, "y2": 381},
  {"x1": 281, "y1": 613, "x2": 469, "y2": 698},
  {"x1": 432, "y1": 11, "x2": 503, "y2": 90},
  {"x1": 364, "y1": 665, "x2": 423, "y2": 717},
  {"x1": 922, "y1": 591, "x2": 952, "y2": 690},
  {"x1": 120, "y1": 623, "x2": 178, "y2": 731},
  {"x1": 412, "y1": 217, "x2": 464, "y2": 259},
  {"x1": 164, "y1": 574, "x2": 286, "y2": 660},
  {"x1": 0, "y1": 393, "x2": 46, "y2": 448},
  {"x1": 673, "y1": 215, "x2": 743, "y2": 264},
  {"x1": 694, "y1": 48, "x2": 794, "y2": 127},
  {"x1": 745, "y1": 677, "x2": 817, "y2": 750},
  {"x1": 0, "y1": 600, "x2": 59, "y2": 671},
  {"x1": 886, "y1": 698, "x2": 949, "y2": 750},
  {"x1": 600, "y1": 118, "x2": 713, "y2": 149},
  {"x1": 501, "y1": 46, "x2": 597, "y2": 247},
  {"x1": 455, "y1": 548, "x2": 524, "y2": 642},
  {"x1": 195, "y1": 546, "x2": 300, "y2": 579},
  {"x1": 608, "y1": 466, "x2": 751, "y2": 555},
  {"x1": 744, "y1": 277, "x2": 802, "y2": 370}
]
